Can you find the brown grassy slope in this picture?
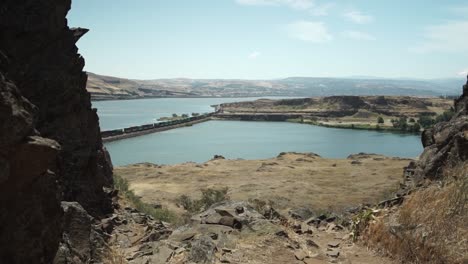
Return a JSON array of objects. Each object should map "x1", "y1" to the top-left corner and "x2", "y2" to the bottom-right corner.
[
  {"x1": 219, "y1": 96, "x2": 452, "y2": 117},
  {"x1": 363, "y1": 162, "x2": 468, "y2": 264},
  {"x1": 115, "y1": 153, "x2": 411, "y2": 216}
]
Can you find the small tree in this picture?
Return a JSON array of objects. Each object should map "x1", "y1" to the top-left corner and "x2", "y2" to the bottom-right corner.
[
  {"x1": 377, "y1": 116, "x2": 384, "y2": 124},
  {"x1": 418, "y1": 115, "x2": 434, "y2": 128},
  {"x1": 409, "y1": 118, "x2": 415, "y2": 123},
  {"x1": 435, "y1": 108, "x2": 455, "y2": 123},
  {"x1": 398, "y1": 117, "x2": 408, "y2": 131},
  {"x1": 172, "y1": 113, "x2": 178, "y2": 118},
  {"x1": 181, "y1": 114, "x2": 189, "y2": 118},
  {"x1": 411, "y1": 123, "x2": 421, "y2": 132}
]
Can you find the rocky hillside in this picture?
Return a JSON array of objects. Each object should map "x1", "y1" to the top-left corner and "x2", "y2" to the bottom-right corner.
[
  {"x1": 0, "y1": 1, "x2": 113, "y2": 263},
  {"x1": 219, "y1": 96, "x2": 452, "y2": 118},
  {"x1": 358, "y1": 78, "x2": 468, "y2": 263},
  {"x1": 415, "y1": 77, "x2": 468, "y2": 181},
  {"x1": 87, "y1": 72, "x2": 461, "y2": 100}
]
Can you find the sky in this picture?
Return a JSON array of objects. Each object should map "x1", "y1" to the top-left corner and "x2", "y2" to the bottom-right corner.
[{"x1": 67, "y1": 0, "x2": 468, "y2": 80}]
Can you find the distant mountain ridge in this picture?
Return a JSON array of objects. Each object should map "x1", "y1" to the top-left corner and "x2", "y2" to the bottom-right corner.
[{"x1": 87, "y1": 72, "x2": 464, "y2": 100}]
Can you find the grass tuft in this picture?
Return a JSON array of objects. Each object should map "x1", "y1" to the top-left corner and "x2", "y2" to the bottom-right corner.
[
  {"x1": 362, "y1": 162, "x2": 468, "y2": 264},
  {"x1": 113, "y1": 173, "x2": 176, "y2": 222},
  {"x1": 176, "y1": 187, "x2": 230, "y2": 214}
]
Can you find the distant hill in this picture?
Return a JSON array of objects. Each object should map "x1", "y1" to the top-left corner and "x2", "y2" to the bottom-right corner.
[{"x1": 86, "y1": 72, "x2": 464, "y2": 100}]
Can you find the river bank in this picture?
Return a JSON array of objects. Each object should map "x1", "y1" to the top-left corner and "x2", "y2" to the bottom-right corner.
[
  {"x1": 102, "y1": 114, "x2": 213, "y2": 142},
  {"x1": 216, "y1": 96, "x2": 453, "y2": 133},
  {"x1": 115, "y1": 152, "x2": 412, "y2": 215}
]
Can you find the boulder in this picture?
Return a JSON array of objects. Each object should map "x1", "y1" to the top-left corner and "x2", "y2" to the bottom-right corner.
[
  {"x1": 0, "y1": 1, "x2": 114, "y2": 262},
  {"x1": 189, "y1": 236, "x2": 216, "y2": 263},
  {"x1": 289, "y1": 208, "x2": 315, "y2": 220},
  {"x1": 195, "y1": 201, "x2": 265, "y2": 230},
  {"x1": 53, "y1": 202, "x2": 102, "y2": 263},
  {"x1": 413, "y1": 77, "x2": 468, "y2": 182}
]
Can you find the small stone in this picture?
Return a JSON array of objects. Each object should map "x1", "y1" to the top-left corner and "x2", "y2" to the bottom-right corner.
[
  {"x1": 220, "y1": 257, "x2": 231, "y2": 263},
  {"x1": 208, "y1": 232, "x2": 218, "y2": 240},
  {"x1": 301, "y1": 222, "x2": 313, "y2": 234},
  {"x1": 275, "y1": 230, "x2": 289, "y2": 238},
  {"x1": 306, "y1": 239, "x2": 319, "y2": 248},
  {"x1": 317, "y1": 214, "x2": 327, "y2": 221},
  {"x1": 326, "y1": 249, "x2": 340, "y2": 258},
  {"x1": 289, "y1": 208, "x2": 315, "y2": 220},
  {"x1": 175, "y1": 247, "x2": 185, "y2": 254},
  {"x1": 304, "y1": 258, "x2": 327, "y2": 264},
  {"x1": 327, "y1": 241, "x2": 340, "y2": 248},
  {"x1": 294, "y1": 250, "x2": 307, "y2": 261},
  {"x1": 222, "y1": 248, "x2": 233, "y2": 253},
  {"x1": 161, "y1": 221, "x2": 171, "y2": 228}
]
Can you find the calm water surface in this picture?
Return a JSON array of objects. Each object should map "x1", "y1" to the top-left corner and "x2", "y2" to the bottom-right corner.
[
  {"x1": 105, "y1": 120, "x2": 422, "y2": 166},
  {"x1": 93, "y1": 97, "x2": 295, "y2": 130}
]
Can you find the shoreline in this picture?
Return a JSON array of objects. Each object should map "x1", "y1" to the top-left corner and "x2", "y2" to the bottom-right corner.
[
  {"x1": 287, "y1": 118, "x2": 421, "y2": 135},
  {"x1": 91, "y1": 95, "x2": 300, "y2": 102},
  {"x1": 103, "y1": 115, "x2": 421, "y2": 143},
  {"x1": 102, "y1": 117, "x2": 212, "y2": 143}
]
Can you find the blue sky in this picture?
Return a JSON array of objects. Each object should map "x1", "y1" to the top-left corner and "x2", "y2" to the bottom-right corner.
[{"x1": 68, "y1": 0, "x2": 468, "y2": 80}]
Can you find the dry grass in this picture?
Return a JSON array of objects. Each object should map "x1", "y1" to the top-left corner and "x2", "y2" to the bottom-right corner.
[
  {"x1": 115, "y1": 153, "x2": 410, "y2": 217},
  {"x1": 113, "y1": 173, "x2": 176, "y2": 222},
  {"x1": 101, "y1": 245, "x2": 128, "y2": 264},
  {"x1": 363, "y1": 162, "x2": 468, "y2": 264}
]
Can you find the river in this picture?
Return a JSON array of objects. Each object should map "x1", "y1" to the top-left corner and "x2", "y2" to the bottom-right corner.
[
  {"x1": 92, "y1": 97, "x2": 295, "y2": 130},
  {"x1": 102, "y1": 119, "x2": 422, "y2": 166},
  {"x1": 93, "y1": 98, "x2": 422, "y2": 166}
]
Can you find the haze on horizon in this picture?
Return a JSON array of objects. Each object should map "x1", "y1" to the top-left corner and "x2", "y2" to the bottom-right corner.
[{"x1": 68, "y1": 0, "x2": 468, "y2": 80}]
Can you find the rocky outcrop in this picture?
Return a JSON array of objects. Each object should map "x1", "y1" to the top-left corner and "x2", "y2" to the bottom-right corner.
[
  {"x1": 0, "y1": 0, "x2": 113, "y2": 263},
  {"x1": 218, "y1": 95, "x2": 450, "y2": 118},
  {"x1": 414, "y1": 76, "x2": 468, "y2": 182}
]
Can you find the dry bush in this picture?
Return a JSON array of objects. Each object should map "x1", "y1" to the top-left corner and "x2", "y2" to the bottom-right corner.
[
  {"x1": 101, "y1": 245, "x2": 127, "y2": 264},
  {"x1": 176, "y1": 187, "x2": 230, "y2": 214},
  {"x1": 363, "y1": 162, "x2": 467, "y2": 264}
]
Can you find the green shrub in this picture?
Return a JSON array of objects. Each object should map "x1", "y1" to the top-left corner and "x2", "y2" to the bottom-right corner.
[
  {"x1": 418, "y1": 114, "x2": 435, "y2": 128},
  {"x1": 377, "y1": 116, "x2": 384, "y2": 124},
  {"x1": 113, "y1": 174, "x2": 175, "y2": 222},
  {"x1": 435, "y1": 108, "x2": 455, "y2": 123},
  {"x1": 176, "y1": 187, "x2": 230, "y2": 214}
]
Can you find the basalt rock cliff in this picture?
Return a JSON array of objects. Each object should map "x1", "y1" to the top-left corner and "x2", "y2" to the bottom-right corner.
[
  {"x1": 415, "y1": 76, "x2": 468, "y2": 182},
  {"x1": 0, "y1": 0, "x2": 113, "y2": 263}
]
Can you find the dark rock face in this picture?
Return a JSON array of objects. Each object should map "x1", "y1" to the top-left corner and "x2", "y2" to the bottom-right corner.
[
  {"x1": 0, "y1": 0, "x2": 113, "y2": 263},
  {"x1": 414, "y1": 77, "x2": 468, "y2": 182}
]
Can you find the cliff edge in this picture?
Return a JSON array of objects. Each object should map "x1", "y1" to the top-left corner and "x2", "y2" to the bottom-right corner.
[
  {"x1": 415, "y1": 76, "x2": 468, "y2": 182},
  {"x1": 0, "y1": 0, "x2": 113, "y2": 263}
]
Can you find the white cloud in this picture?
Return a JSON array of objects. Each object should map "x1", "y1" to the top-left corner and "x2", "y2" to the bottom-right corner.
[
  {"x1": 457, "y1": 69, "x2": 468, "y2": 76},
  {"x1": 343, "y1": 30, "x2": 375, "y2": 41},
  {"x1": 236, "y1": 0, "x2": 313, "y2": 10},
  {"x1": 248, "y1": 51, "x2": 261, "y2": 59},
  {"x1": 285, "y1": 20, "x2": 332, "y2": 43},
  {"x1": 449, "y1": 5, "x2": 468, "y2": 16},
  {"x1": 343, "y1": 10, "x2": 373, "y2": 24},
  {"x1": 310, "y1": 3, "x2": 334, "y2": 16},
  {"x1": 411, "y1": 20, "x2": 468, "y2": 53},
  {"x1": 235, "y1": 0, "x2": 334, "y2": 15}
]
